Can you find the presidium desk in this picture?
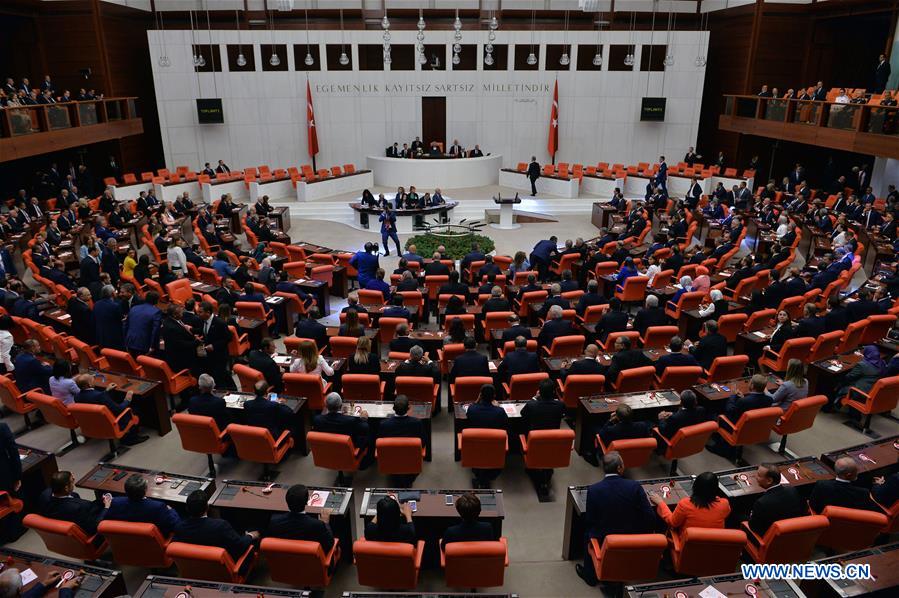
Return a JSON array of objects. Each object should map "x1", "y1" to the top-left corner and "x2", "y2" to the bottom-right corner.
[{"x1": 366, "y1": 154, "x2": 502, "y2": 189}]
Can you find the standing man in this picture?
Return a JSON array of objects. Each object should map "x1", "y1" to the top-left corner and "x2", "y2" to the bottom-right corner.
[
  {"x1": 656, "y1": 155, "x2": 668, "y2": 195},
  {"x1": 196, "y1": 300, "x2": 233, "y2": 389},
  {"x1": 379, "y1": 205, "x2": 402, "y2": 257},
  {"x1": 875, "y1": 54, "x2": 891, "y2": 93},
  {"x1": 527, "y1": 156, "x2": 540, "y2": 196},
  {"x1": 124, "y1": 291, "x2": 162, "y2": 356}
]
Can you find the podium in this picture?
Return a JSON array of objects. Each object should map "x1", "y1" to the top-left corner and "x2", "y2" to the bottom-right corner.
[{"x1": 492, "y1": 194, "x2": 522, "y2": 230}]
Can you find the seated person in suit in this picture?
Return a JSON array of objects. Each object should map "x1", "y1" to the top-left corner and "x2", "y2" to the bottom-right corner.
[
  {"x1": 537, "y1": 284, "x2": 568, "y2": 322},
  {"x1": 723, "y1": 374, "x2": 773, "y2": 423},
  {"x1": 559, "y1": 269, "x2": 579, "y2": 293},
  {"x1": 342, "y1": 293, "x2": 368, "y2": 315},
  {"x1": 500, "y1": 313, "x2": 532, "y2": 343},
  {"x1": 498, "y1": 335, "x2": 541, "y2": 381},
  {"x1": 394, "y1": 270, "x2": 419, "y2": 293},
  {"x1": 449, "y1": 337, "x2": 489, "y2": 383},
  {"x1": 793, "y1": 302, "x2": 826, "y2": 339},
  {"x1": 382, "y1": 294, "x2": 412, "y2": 321},
  {"x1": 294, "y1": 308, "x2": 328, "y2": 352},
  {"x1": 575, "y1": 280, "x2": 607, "y2": 316},
  {"x1": 809, "y1": 457, "x2": 878, "y2": 513},
  {"x1": 267, "y1": 484, "x2": 335, "y2": 555},
  {"x1": 247, "y1": 338, "x2": 284, "y2": 393},
  {"x1": 654, "y1": 336, "x2": 700, "y2": 376},
  {"x1": 649, "y1": 471, "x2": 731, "y2": 533},
  {"x1": 39, "y1": 471, "x2": 111, "y2": 537},
  {"x1": 378, "y1": 394, "x2": 426, "y2": 486},
  {"x1": 560, "y1": 343, "x2": 604, "y2": 379},
  {"x1": 686, "y1": 320, "x2": 728, "y2": 370},
  {"x1": 604, "y1": 335, "x2": 653, "y2": 387},
  {"x1": 441, "y1": 492, "x2": 498, "y2": 548},
  {"x1": 482, "y1": 286, "x2": 511, "y2": 315},
  {"x1": 747, "y1": 463, "x2": 804, "y2": 536},
  {"x1": 476, "y1": 255, "x2": 502, "y2": 280},
  {"x1": 520, "y1": 378, "x2": 566, "y2": 435},
  {"x1": 389, "y1": 323, "x2": 416, "y2": 354},
  {"x1": 174, "y1": 490, "x2": 258, "y2": 567},
  {"x1": 872, "y1": 471, "x2": 899, "y2": 508},
  {"x1": 437, "y1": 270, "x2": 470, "y2": 303},
  {"x1": 537, "y1": 305, "x2": 578, "y2": 349},
  {"x1": 515, "y1": 273, "x2": 542, "y2": 302},
  {"x1": 104, "y1": 474, "x2": 180, "y2": 535},
  {"x1": 597, "y1": 404, "x2": 652, "y2": 448},
  {"x1": 595, "y1": 298, "x2": 629, "y2": 344},
  {"x1": 395, "y1": 345, "x2": 439, "y2": 383},
  {"x1": 14, "y1": 339, "x2": 52, "y2": 394},
  {"x1": 633, "y1": 295, "x2": 667, "y2": 335},
  {"x1": 464, "y1": 385, "x2": 508, "y2": 488},
  {"x1": 577, "y1": 452, "x2": 656, "y2": 586},
  {"x1": 242, "y1": 380, "x2": 295, "y2": 441},
  {"x1": 74, "y1": 374, "x2": 149, "y2": 446},
  {"x1": 364, "y1": 268, "x2": 392, "y2": 303},
  {"x1": 313, "y1": 392, "x2": 370, "y2": 453},
  {"x1": 364, "y1": 496, "x2": 415, "y2": 545}
]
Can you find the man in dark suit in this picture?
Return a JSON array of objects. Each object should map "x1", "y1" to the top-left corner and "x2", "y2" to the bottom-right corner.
[
  {"x1": 577, "y1": 452, "x2": 656, "y2": 586},
  {"x1": 530, "y1": 237, "x2": 558, "y2": 280},
  {"x1": 449, "y1": 338, "x2": 490, "y2": 383},
  {"x1": 515, "y1": 273, "x2": 542, "y2": 302},
  {"x1": 633, "y1": 295, "x2": 666, "y2": 335},
  {"x1": 809, "y1": 457, "x2": 878, "y2": 513},
  {"x1": 823, "y1": 296, "x2": 849, "y2": 333},
  {"x1": 188, "y1": 374, "x2": 229, "y2": 431},
  {"x1": 160, "y1": 305, "x2": 200, "y2": 378},
  {"x1": 104, "y1": 474, "x2": 180, "y2": 535},
  {"x1": 520, "y1": 379, "x2": 565, "y2": 436},
  {"x1": 174, "y1": 490, "x2": 258, "y2": 566},
  {"x1": 93, "y1": 285, "x2": 124, "y2": 350},
  {"x1": 294, "y1": 308, "x2": 328, "y2": 352},
  {"x1": 215, "y1": 160, "x2": 231, "y2": 174},
  {"x1": 39, "y1": 471, "x2": 111, "y2": 537},
  {"x1": 395, "y1": 345, "x2": 439, "y2": 383},
  {"x1": 74, "y1": 374, "x2": 149, "y2": 445},
  {"x1": 13, "y1": 340, "x2": 52, "y2": 394},
  {"x1": 724, "y1": 374, "x2": 773, "y2": 423},
  {"x1": 79, "y1": 246, "x2": 102, "y2": 294},
  {"x1": 561, "y1": 344, "x2": 604, "y2": 380},
  {"x1": 656, "y1": 390, "x2": 709, "y2": 440},
  {"x1": 437, "y1": 270, "x2": 469, "y2": 302},
  {"x1": 872, "y1": 471, "x2": 899, "y2": 508},
  {"x1": 423, "y1": 252, "x2": 451, "y2": 277},
  {"x1": 313, "y1": 392, "x2": 370, "y2": 451},
  {"x1": 267, "y1": 484, "x2": 335, "y2": 554},
  {"x1": 847, "y1": 288, "x2": 884, "y2": 322},
  {"x1": 595, "y1": 298, "x2": 629, "y2": 344},
  {"x1": 537, "y1": 305, "x2": 578, "y2": 349},
  {"x1": 654, "y1": 336, "x2": 700, "y2": 376},
  {"x1": 500, "y1": 314, "x2": 532, "y2": 344},
  {"x1": 464, "y1": 385, "x2": 508, "y2": 488},
  {"x1": 482, "y1": 286, "x2": 511, "y2": 315},
  {"x1": 196, "y1": 300, "x2": 233, "y2": 389},
  {"x1": 604, "y1": 335, "x2": 652, "y2": 385},
  {"x1": 747, "y1": 463, "x2": 805, "y2": 535},
  {"x1": 377, "y1": 394, "x2": 426, "y2": 485},
  {"x1": 598, "y1": 403, "x2": 653, "y2": 448},
  {"x1": 441, "y1": 492, "x2": 497, "y2": 547},
  {"x1": 687, "y1": 320, "x2": 728, "y2": 370},
  {"x1": 389, "y1": 324, "x2": 416, "y2": 354},
  {"x1": 67, "y1": 287, "x2": 95, "y2": 344},
  {"x1": 875, "y1": 54, "x2": 891, "y2": 93},
  {"x1": 526, "y1": 156, "x2": 540, "y2": 196},
  {"x1": 243, "y1": 380, "x2": 294, "y2": 441},
  {"x1": 247, "y1": 338, "x2": 284, "y2": 393},
  {"x1": 793, "y1": 303, "x2": 826, "y2": 339},
  {"x1": 537, "y1": 284, "x2": 567, "y2": 321},
  {"x1": 0, "y1": 422, "x2": 21, "y2": 495},
  {"x1": 125, "y1": 291, "x2": 162, "y2": 356},
  {"x1": 460, "y1": 243, "x2": 486, "y2": 282},
  {"x1": 498, "y1": 336, "x2": 541, "y2": 381},
  {"x1": 575, "y1": 280, "x2": 607, "y2": 316}
]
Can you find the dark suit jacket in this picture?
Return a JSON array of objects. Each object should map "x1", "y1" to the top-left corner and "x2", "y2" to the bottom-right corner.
[
  {"x1": 395, "y1": 360, "x2": 439, "y2": 383},
  {"x1": 248, "y1": 350, "x2": 284, "y2": 393},
  {"x1": 67, "y1": 297, "x2": 95, "y2": 344},
  {"x1": 585, "y1": 475, "x2": 655, "y2": 542},
  {"x1": 79, "y1": 256, "x2": 101, "y2": 286},
  {"x1": 93, "y1": 298, "x2": 124, "y2": 350},
  {"x1": 0, "y1": 423, "x2": 21, "y2": 492},
  {"x1": 161, "y1": 316, "x2": 200, "y2": 374},
  {"x1": 389, "y1": 336, "x2": 416, "y2": 353},
  {"x1": 561, "y1": 357, "x2": 604, "y2": 379},
  {"x1": 576, "y1": 292, "x2": 607, "y2": 316},
  {"x1": 105, "y1": 496, "x2": 181, "y2": 535},
  {"x1": 482, "y1": 297, "x2": 511, "y2": 314},
  {"x1": 465, "y1": 402, "x2": 508, "y2": 430},
  {"x1": 654, "y1": 352, "x2": 700, "y2": 376},
  {"x1": 295, "y1": 319, "x2": 329, "y2": 351},
  {"x1": 242, "y1": 397, "x2": 294, "y2": 439},
  {"x1": 14, "y1": 353, "x2": 53, "y2": 394},
  {"x1": 501, "y1": 325, "x2": 533, "y2": 343},
  {"x1": 424, "y1": 261, "x2": 451, "y2": 277},
  {"x1": 313, "y1": 411, "x2": 369, "y2": 448},
  {"x1": 748, "y1": 484, "x2": 804, "y2": 536},
  {"x1": 125, "y1": 303, "x2": 162, "y2": 353},
  {"x1": 378, "y1": 414, "x2": 425, "y2": 442},
  {"x1": 173, "y1": 516, "x2": 253, "y2": 561},
  {"x1": 657, "y1": 406, "x2": 709, "y2": 439},
  {"x1": 442, "y1": 520, "x2": 496, "y2": 546},
  {"x1": 606, "y1": 349, "x2": 653, "y2": 386},
  {"x1": 633, "y1": 307, "x2": 667, "y2": 335},
  {"x1": 39, "y1": 490, "x2": 106, "y2": 536},
  {"x1": 690, "y1": 333, "x2": 727, "y2": 370},
  {"x1": 537, "y1": 319, "x2": 577, "y2": 348},
  {"x1": 76, "y1": 387, "x2": 132, "y2": 429},
  {"x1": 595, "y1": 311, "x2": 629, "y2": 343},
  {"x1": 188, "y1": 392, "x2": 229, "y2": 430},
  {"x1": 520, "y1": 399, "x2": 565, "y2": 434},
  {"x1": 809, "y1": 479, "x2": 878, "y2": 513},
  {"x1": 268, "y1": 511, "x2": 334, "y2": 552},
  {"x1": 598, "y1": 420, "x2": 652, "y2": 445},
  {"x1": 724, "y1": 391, "x2": 773, "y2": 422},
  {"x1": 498, "y1": 349, "x2": 541, "y2": 381},
  {"x1": 873, "y1": 472, "x2": 899, "y2": 507},
  {"x1": 824, "y1": 307, "x2": 849, "y2": 333},
  {"x1": 793, "y1": 316, "x2": 826, "y2": 339},
  {"x1": 449, "y1": 350, "x2": 490, "y2": 382},
  {"x1": 847, "y1": 299, "x2": 884, "y2": 323}
]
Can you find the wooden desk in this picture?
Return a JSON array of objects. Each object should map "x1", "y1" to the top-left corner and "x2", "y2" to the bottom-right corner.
[
  {"x1": 821, "y1": 435, "x2": 899, "y2": 476},
  {"x1": 543, "y1": 355, "x2": 612, "y2": 374},
  {"x1": 41, "y1": 307, "x2": 71, "y2": 330},
  {"x1": 692, "y1": 374, "x2": 782, "y2": 406},
  {"x1": 628, "y1": 574, "x2": 804, "y2": 598},
  {"x1": 269, "y1": 205, "x2": 290, "y2": 233},
  {"x1": 134, "y1": 576, "x2": 308, "y2": 597},
  {"x1": 18, "y1": 444, "x2": 58, "y2": 505},
  {"x1": 574, "y1": 390, "x2": 679, "y2": 456},
  {"x1": 217, "y1": 391, "x2": 308, "y2": 454},
  {"x1": 591, "y1": 202, "x2": 620, "y2": 230},
  {"x1": 342, "y1": 399, "x2": 432, "y2": 459},
  {"x1": 89, "y1": 370, "x2": 170, "y2": 436},
  {"x1": 0, "y1": 547, "x2": 125, "y2": 598},
  {"x1": 290, "y1": 278, "x2": 331, "y2": 317},
  {"x1": 210, "y1": 481, "x2": 354, "y2": 564},
  {"x1": 807, "y1": 541, "x2": 899, "y2": 597},
  {"x1": 77, "y1": 463, "x2": 214, "y2": 509},
  {"x1": 562, "y1": 476, "x2": 692, "y2": 560},
  {"x1": 808, "y1": 351, "x2": 863, "y2": 397},
  {"x1": 717, "y1": 456, "x2": 834, "y2": 499},
  {"x1": 235, "y1": 316, "x2": 266, "y2": 349},
  {"x1": 734, "y1": 324, "x2": 775, "y2": 363}
]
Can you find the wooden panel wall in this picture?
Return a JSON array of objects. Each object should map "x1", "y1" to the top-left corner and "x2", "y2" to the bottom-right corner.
[{"x1": 38, "y1": 1, "x2": 106, "y2": 95}]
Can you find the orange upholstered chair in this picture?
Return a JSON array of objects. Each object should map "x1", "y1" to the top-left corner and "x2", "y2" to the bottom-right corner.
[
  {"x1": 655, "y1": 420, "x2": 719, "y2": 475},
  {"x1": 359, "y1": 289, "x2": 386, "y2": 306},
  {"x1": 0, "y1": 491, "x2": 23, "y2": 523},
  {"x1": 307, "y1": 431, "x2": 366, "y2": 485},
  {"x1": 840, "y1": 374, "x2": 899, "y2": 434},
  {"x1": 742, "y1": 515, "x2": 829, "y2": 564},
  {"x1": 484, "y1": 311, "x2": 515, "y2": 338},
  {"x1": 167, "y1": 541, "x2": 257, "y2": 583},
  {"x1": 655, "y1": 366, "x2": 703, "y2": 391},
  {"x1": 450, "y1": 376, "x2": 493, "y2": 405},
  {"x1": 772, "y1": 395, "x2": 827, "y2": 455},
  {"x1": 835, "y1": 319, "x2": 868, "y2": 354},
  {"x1": 66, "y1": 337, "x2": 109, "y2": 370},
  {"x1": 665, "y1": 291, "x2": 704, "y2": 320},
  {"x1": 503, "y1": 372, "x2": 549, "y2": 401},
  {"x1": 26, "y1": 391, "x2": 80, "y2": 449},
  {"x1": 233, "y1": 363, "x2": 265, "y2": 393},
  {"x1": 557, "y1": 374, "x2": 605, "y2": 409},
  {"x1": 717, "y1": 313, "x2": 748, "y2": 343},
  {"x1": 702, "y1": 355, "x2": 749, "y2": 382},
  {"x1": 611, "y1": 366, "x2": 655, "y2": 393},
  {"x1": 68, "y1": 402, "x2": 139, "y2": 460},
  {"x1": 641, "y1": 326, "x2": 678, "y2": 349},
  {"x1": 596, "y1": 436, "x2": 657, "y2": 468},
  {"x1": 806, "y1": 330, "x2": 843, "y2": 363},
  {"x1": 441, "y1": 538, "x2": 509, "y2": 588},
  {"x1": 261, "y1": 537, "x2": 340, "y2": 589},
  {"x1": 23, "y1": 513, "x2": 109, "y2": 560},
  {"x1": 342, "y1": 374, "x2": 385, "y2": 401},
  {"x1": 542, "y1": 334, "x2": 586, "y2": 358},
  {"x1": 519, "y1": 429, "x2": 575, "y2": 472},
  {"x1": 815, "y1": 506, "x2": 888, "y2": 552},
  {"x1": 394, "y1": 377, "x2": 439, "y2": 409},
  {"x1": 614, "y1": 276, "x2": 649, "y2": 306},
  {"x1": 283, "y1": 373, "x2": 331, "y2": 411},
  {"x1": 670, "y1": 527, "x2": 748, "y2": 576},
  {"x1": 586, "y1": 534, "x2": 668, "y2": 583},
  {"x1": 378, "y1": 317, "x2": 407, "y2": 343},
  {"x1": 744, "y1": 308, "x2": 775, "y2": 332},
  {"x1": 758, "y1": 337, "x2": 815, "y2": 373},
  {"x1": 376, "y1": 437, "x2": 425, "y2": 477},
  {"x1": 498, "y1": 339, "x2": 537, "y2": 358},
  {"x1": 97, "y1": 520, "x2": 173, "y2": 567},
  {"x1": 166, "y1": 278, "x2": 195, "y2": 305},
  {"x1": 717, "y1": 407, "x2": 783, "y2": 464},
  {"x1": 353, "y1": 539, "x2": 426, "y2": 589},
  {"x1": 137, "y1": 355, "x2": 197, "y2": 407},
  {"x1": 861, "y1": 314, "x2": 896, "y2": 345},
  {"x1": 225, "y1": 424, "x2": 293, "y2": 481},
  {"x1": 172, "y1": 413, "x2": 231, "y2": 477},
  {"x1": 459, "y1": 429, "x2": 507, "y2": 482},
  {"x1": 100, "y1": 348, "x2": 144, "y2": 376},
  {"x1": 600, "y1": 330, "x2": 641, "y2": 353}
]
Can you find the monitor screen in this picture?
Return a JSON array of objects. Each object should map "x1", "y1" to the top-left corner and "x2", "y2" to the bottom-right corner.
[
  {"x1": 196, "y1": 98, "x2": 224, "y2": 124},
  {"x1": 640, "y1": 97, "x2": 666, "y2": 122}
]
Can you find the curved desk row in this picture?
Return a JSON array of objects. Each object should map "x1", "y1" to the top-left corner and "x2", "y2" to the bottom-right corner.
[
  {"x1": 350, "y1": 201, "x2": 458, "y2": 233},
  {"x1": 367, "y1": 154, "x2": 502, "y2": 189}
]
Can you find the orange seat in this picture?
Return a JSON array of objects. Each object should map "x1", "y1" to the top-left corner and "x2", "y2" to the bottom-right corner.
[
  {"x1": 655, "y1": 366, "x2": 703, "y2": 391},
  {"x1": 227, "y1": 325, "x2": 250, "y2": 358},
  {"x1": 498, "y1": 339, "x2": 538, "y2": 358},
  {"x1": 519, "y1": 429, "x2": 575, "y2": 470},
  {"x1": 772, "y1": 395, "x2": 827, "y2": 455},
  {"x1": 541, "y1": 334, "x2": 586, "y2": 358},
  {"x1": 614, "y1": 276, "x2": 649, "y2": 304},
  {"x1": 395, "y1": 376, "x2": 439, "y2": 410},
  {"x1": 655, "y1": 420, "x2": 719, "y2": 475},
  {"x1": 23, "y1": 513, "x2": 109, "y2": 561},
  {"x1": 579, "y1": 303, "x2": 609, "y2": 325},
  {"x1": 873, "y1": 496, "x2": 899, "y2": 533},
  {"x1": 283, "y1": 373, "x2": 331, "y2": 411},
  {"x1": 484, "y1": 311, "x2": 515, "y2": 338},
  {"x1": 329, "y1": 336, "x2": 359, "y2": 359},
  {"x1": 261, "y1": 537, "x2": 340, "y2": 589},
  {"x1": 717, "y1": 407, "x2": 783, "y2": 464},
  {"x1": 166, "y1": 278, "x2": 195, "y2": 305},
  {"x1": 815, "y1": 505, "x2": 888, "y2": 552},
  {"x1": 600, "y1": 330, "x2": 641, "y2": 353},
  {"x1": 777, "y1": 296, "x2": 805, "y2": 320},
  {"x1": 438, "y1": 343, "x2": 465, "y2": 376},
  {"x1": 308, "y1": 431, "x2": 366, "y2": 485},
  {"x1": 100, "y1": 348, "x2": 145, "y2": 377},
  {"x1": 717, "y1": 313, "x2": 748, "y2": 343},
  {"x1": 503, "y1": 372, "x2": 549, "y2": 401},
  {"x1": 596, "y1": 436, "x2": 657, "y2": 468},
  {"x1": 586, "y1": 534, "x2": 668, "y2": 583},
  {"x1": 450, "y1": 376, "x2": 494, "y2": 405},
  {"x1": 359, "y1": 289, "x2": 386, "y2": 306},
  {"x1": 353, "y1": 539, "x2": 425, "y2": 589},
  {"x1": 806, "y1": 330, "x2": 843, "y2": 363},
  {"x1": 840, "y1": 374, "x2": 899, "y2": 434},
  {"x1": 172, "y1": 413, "x2": 231, "y2": 477},
  {"x1": 459, "y1": 428, "x2": 507, "y2": 478},
  {"x1": 137, "y1": 354, "x2": 197, "y2": 403},
  {"x1": 167, "y1": 541, "x2": 258, "y2": 583},
  {"x1": 342, "y1": 373, "x2": 385, "y2": 401},
  {"x1": 0, "y1": 376, "x2": 36, "y2": 429},
  {"x1": 0, "y1": 491, "x2": 23, "y2": 522},
  {"x1": 26, "y1": 391, "x2": 81, "y2": 450},
  {"x1": 641, "y1": 326, "x2": 678, "y2": 349},
  {"x1": 835, "y1": 319, "x2": 868, "y2": 354},
  {"x1": 611, "y1": 366, "x2": 655, "y2": 393},
  {"x1": 441, "y1": 537, "x2": 509, "y2": 589},
  {"x1": 235, "y1": 301, "x2": 275, "y2": 329},
  {"x1": 743, "y1": 308, "x2": 775, "y2": 332},
  {"x1": 225, "y1": 423, "x2": 293, "y2": 481},
  {"x1": 742, "y1": 515, "x2": 829, "y2": 564},
  {"x1": 665, "y1": 291, "x2": 704, "y2": 320},
  {"x1": 68, "y1": 402, "x2": 139, "y2": 460},
  {"x1": 557, "y1": 374, "x2": 605, "y2": 409},
  {"x1": 233, "y1": 363, "x2": 265, "y2": 393},
  {"x1": 378, "y1": 317, "x2": 407, "y2": 343},
  {"x1": 670, "y1": 527, "x2": 747, "y2": 577},
  {"x1": 703, "y1": 355, "x2": 748, "y2": 382},
  {"x1": 759, "y1": 337, "x2": 815, "y2": 373},
  {"x1": 861, "y1": 314, "x2": 896, "y2": 345},
  {"x1": 376, "y1": 437, "x2": 425, "y2": 477},
  {"x1": 97, "y1": 520, "x2": 172, "y2": 567}
]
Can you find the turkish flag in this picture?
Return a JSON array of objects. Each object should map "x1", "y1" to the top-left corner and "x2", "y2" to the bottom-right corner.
[
  {"x1": 547, "y1": 79, "x2": 559, "y2": 157},
  {"x1": 306, "y1": 80, "x2": 319, "y2": 157}
]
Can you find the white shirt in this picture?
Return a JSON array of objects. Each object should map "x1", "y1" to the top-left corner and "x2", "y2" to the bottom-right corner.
[
  {"x1": 835, "y1": 94, "x2": 850, "y2": 104},
  {"x1": 832, "y1": 231, "x2": 847, "y2": 247},
  {"x1": 775, "y1": 223, "x2": 790, "y2": 238},
  {"x1": 167, "y1": 246, "x2": 187, "y2": 271},
  {"x1": 0, "y1": 330, "x2": 13, "y2": 371},
  {"x1": 290, "y1": 355, "x2": 334, "y2": 386},
  {"x1": 644, "y1": 264, "x2": 661, "y2": 285}
]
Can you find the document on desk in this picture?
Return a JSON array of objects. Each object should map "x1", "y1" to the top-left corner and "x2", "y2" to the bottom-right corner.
[{"x1": 698, "y1": 586, "x2": 727, "y2": 598}]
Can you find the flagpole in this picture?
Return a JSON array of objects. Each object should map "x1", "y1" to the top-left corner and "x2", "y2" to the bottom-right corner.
[{"x1": 307, "y1": 73, "x2": 317, "y2": 172}]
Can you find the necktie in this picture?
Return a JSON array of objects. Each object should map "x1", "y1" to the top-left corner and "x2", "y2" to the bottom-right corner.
[{"x1": 204, "y1": 319, "x2": 211, "y2": 335}]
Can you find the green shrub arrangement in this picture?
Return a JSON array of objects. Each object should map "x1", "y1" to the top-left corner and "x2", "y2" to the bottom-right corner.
[{"x1": 404, "y1": 233, "x2": 496, "y2": 259}]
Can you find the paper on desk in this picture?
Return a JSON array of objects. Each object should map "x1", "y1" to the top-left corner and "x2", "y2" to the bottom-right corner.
[
  {"x1": 828, "y1": 364, "x2": 842, "y2": 372},
  {"x1": 752, "y1": 331, "x2": 767, "y2": 337},
  {"x1": 19, "y1": 569, "x2": 37, "y2": 587},
  {"x1": 488, "y1": 362, "x2": 497, "y2": 372},
  {"x1": 307, "y1": 490, "x2": 330, "y2": 507},
  {"x1": 502, "y1": 404, "x2": 517, "y2": 415},
  {"x1": 698, "y1": 585, "x2": 727, "y2": 598},
  {"x1": 273, "y1": 355, "x2": 292, "y2": 366}
]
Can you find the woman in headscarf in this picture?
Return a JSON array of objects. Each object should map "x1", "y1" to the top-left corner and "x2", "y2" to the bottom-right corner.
[
  {"x1": 692, "y1": 266, "x2": 711, "y2": 295},
  {"x1": 833, "y1": 345, "x2": 886, "y2": 408}
]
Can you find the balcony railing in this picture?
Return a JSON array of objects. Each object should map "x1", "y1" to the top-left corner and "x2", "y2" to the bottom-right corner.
[{"x1": 1, "y1": 97, "x2": 139, "y2": 138}]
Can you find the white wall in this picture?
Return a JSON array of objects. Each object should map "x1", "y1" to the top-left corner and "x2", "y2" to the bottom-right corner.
[{"x1": 148, "y1": 28, "x2": 708, "y2": 174}]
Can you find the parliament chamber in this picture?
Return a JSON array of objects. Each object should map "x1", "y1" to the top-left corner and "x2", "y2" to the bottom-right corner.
[{"x1": 0, "y1": 1, "x2": 899, "y2": 597}]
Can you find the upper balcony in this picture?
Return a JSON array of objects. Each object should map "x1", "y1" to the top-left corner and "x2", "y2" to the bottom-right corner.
[
  {"x1": 719, "y1": 95, "x2": 899, "y2": 160},
  {"x1": 0, "y1": 97, "x2": 144, "y2": 162}
]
